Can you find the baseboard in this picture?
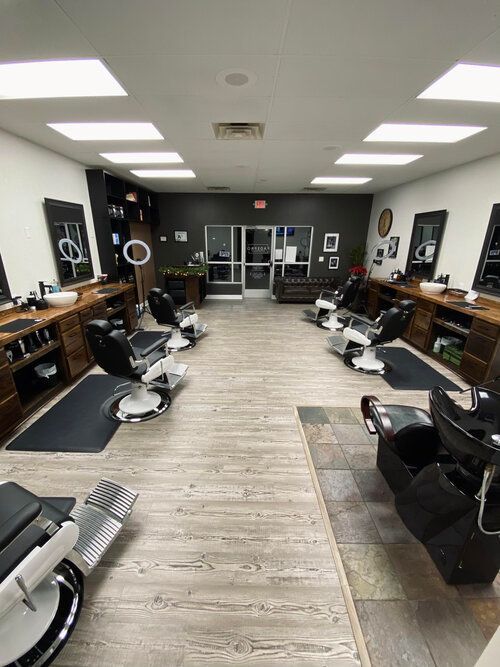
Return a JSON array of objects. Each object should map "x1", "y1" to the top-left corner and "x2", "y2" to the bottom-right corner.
[{"x1": 205, "y1": 294, "x2": 243, "y2": 300}]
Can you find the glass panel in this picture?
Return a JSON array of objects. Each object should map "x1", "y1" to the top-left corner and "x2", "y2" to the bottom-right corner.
[
  {"x1": 275, "y1": 227, "x2": 285, "y2": 261},
  {"x1": 274, "y1": 263, "x2": 283, "y2": 278},
  {"x1": 233, "y1": 264, "x2": 242, "y2": 283},
  {"x1": 245, "y1": 265, "x2": 270, "y2": 289},
  {"x1": 245, "y1": 228, "x2": 272, "y2": 263},
  {"x1": 284, "y1": 263, "x2": 308, "y2": 277},
  {"x1": 288, "y1": 226, "x2": 311, "y2": 262},
  {"x1": 207, "y1": 226, "x2": 232, "y2": 261},
  {"x1": 54, "y1": 222, "x2": 92, "y2": 281},
  {"x1": 233, "y1": 227, "x2": 242, "y2": 262},
  {"x1": 208, "y1": 264, "x2": 231, "y2": 282}
]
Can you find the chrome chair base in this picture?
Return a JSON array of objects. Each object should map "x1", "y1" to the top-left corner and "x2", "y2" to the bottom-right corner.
[
  {"x1": 343, "y1": 349, "x2": 391, "y2": 375},
  {"x1": 102, "y1": 387, "x2": 171, "y2": 423}
]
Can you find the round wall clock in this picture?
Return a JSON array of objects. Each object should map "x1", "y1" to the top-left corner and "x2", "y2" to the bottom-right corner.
[{"x1": 378, "y1": 208, "x2": 393, "y2": 238}]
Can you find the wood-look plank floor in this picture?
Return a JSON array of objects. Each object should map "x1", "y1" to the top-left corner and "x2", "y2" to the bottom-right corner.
[{"x1": 0, "y1": 301, "x2": 468, "y2": 666}]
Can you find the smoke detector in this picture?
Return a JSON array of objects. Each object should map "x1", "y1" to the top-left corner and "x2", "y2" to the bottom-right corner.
[
  {"x1": 216, "y1": 69, "x2": 257, "y2": 89},
  {"x1": 207, "y1": 186, "x2": 231, "y2": 192},
  {"x1": 213, "y1": 122, "x2": 264, "y2": 140}
]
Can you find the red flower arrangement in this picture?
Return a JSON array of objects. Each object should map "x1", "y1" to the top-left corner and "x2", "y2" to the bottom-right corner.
[{"x1": 349, "y1": 265, "x2": 368, "y2": 277}]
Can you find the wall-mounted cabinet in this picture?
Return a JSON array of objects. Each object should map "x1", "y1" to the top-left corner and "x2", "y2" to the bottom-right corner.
[{"x1": 86, "y1": 169, "x2": 159, "y2": 285}]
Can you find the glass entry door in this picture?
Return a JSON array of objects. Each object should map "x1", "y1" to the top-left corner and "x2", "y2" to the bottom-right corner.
[{"x1": 244, "y1": 227, "x2": 274, "y2": 297}]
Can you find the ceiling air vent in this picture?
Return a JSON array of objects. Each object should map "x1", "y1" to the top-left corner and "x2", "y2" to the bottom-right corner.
[
  {"x1": 303, "y1": 186, "x2": 327, "y2": 192},
  {"x1": 213, "y1": 122, "x2": 264, "y2": 140},
  {"x1": 207, "y1": 186, "x2": 231, "y2": 192}
]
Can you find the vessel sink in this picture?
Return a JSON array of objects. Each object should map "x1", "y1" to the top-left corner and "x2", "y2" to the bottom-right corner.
[
  {"x1": 44, "y1": 291, "x2": 78, "y2": 307},
  {"x1": 419, "y1": 282, "x2": 446, "y2": 294}
]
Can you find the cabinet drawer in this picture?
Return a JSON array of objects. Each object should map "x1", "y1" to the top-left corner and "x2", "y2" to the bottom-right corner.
[
  {"x1": 125, "y1": 290, "x2": 135, "y2": 303},
  {"x1": 0, "y1": 363, "x2": 16, "y2": 402},
  {"x1": 67, "y1": 346, "x2": 89, "y2": 379},
  {"x1": 79, "y1": 307, "x2": 93, "y2": 323},
  {"x1": 0, "y1": 393, "x2": 23, "y2": 437},
  {"x1": 59, "y1": 314, "x2": 80, "y2": 333},
  {"x1": 61, "y1": 324, "x2": 84, "y2": 355},
  {"x1": 413, "y1": 308, "x2": 432, "y2": 330},
  {"x1": 460, "y1": 352, "x2": 487, "y2": 383},
  {"x1": 410, "y1": 325, "x2": 428, "y2": 350},
  {"x1": 471, "y1": 318, "x2": 499, "y2": 340},
  {"x1": 93, "y1": 303, "x2": 107, "y2": 319},
  {"x1": 127, "y1": 308, "x2": 138, "y2": 331},
  {"x1": 417, "y1": 298, "x2": 435, "y2": 314},
  {"x1": 465, "y1": 332, "x2": 497, "y2": 363}
]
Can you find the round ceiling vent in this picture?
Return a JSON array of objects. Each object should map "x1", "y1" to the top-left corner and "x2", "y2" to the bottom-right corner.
[{"x1": 216, "y1": 69, "x2": 257, "y2": 88}]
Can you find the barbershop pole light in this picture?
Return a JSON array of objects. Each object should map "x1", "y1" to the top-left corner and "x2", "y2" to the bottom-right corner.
[{"x1": 123, "y1": 240, "x2": 152, "y2": 330}]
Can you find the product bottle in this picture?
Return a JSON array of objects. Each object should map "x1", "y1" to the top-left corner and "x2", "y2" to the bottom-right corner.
[
  {"x1": 51, "y1": 279, "x2": 61, "y2": 293},
  {"x1": 433, "y1": 337, "x2": 442, "y2": 354}
]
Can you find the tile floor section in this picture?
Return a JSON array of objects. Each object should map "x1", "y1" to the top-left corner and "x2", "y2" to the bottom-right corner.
[{"x1": 298, "y1": 406, "x2": 500, "y2": 667}]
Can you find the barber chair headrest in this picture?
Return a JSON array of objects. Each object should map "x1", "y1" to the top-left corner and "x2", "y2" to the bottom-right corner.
[
  {"x1": 85, "y1": 319, "x2": 138, "y2": 379},
  {"x1": 86, "y1": 319, "x2": 114, "y2": 337},
  {"x1": 399, "y1": 299, "x2": 416, "y2": 313}
]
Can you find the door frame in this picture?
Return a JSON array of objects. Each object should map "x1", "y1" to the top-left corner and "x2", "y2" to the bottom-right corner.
[{"x1": 243, "y1": 226, "x2": 275, "y2": 298}]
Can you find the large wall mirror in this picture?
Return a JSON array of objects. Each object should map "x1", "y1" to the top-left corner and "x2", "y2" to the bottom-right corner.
[
  {"x1": 405, "y1": 209, "x2": 447, "y2": 280},
  {"x1": 44, "y1": 198, "x2": 94, "y2": 287},
  {"x1": 473, "y1": 203, "x2": 500, "y2": 296},
  {"x1": 0, "y1": 252, "x2": 12, "y2": 305}
]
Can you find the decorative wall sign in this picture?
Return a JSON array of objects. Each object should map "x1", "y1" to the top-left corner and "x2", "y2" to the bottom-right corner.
[
  {"x1": 323, "y1": 233, "x2": 339, "y2": 252},
  {"x1": 58, "y1": 238, "x2": 83, "y2": 264},
  {"x1": 378, "y1": 208, "x2": 393, "y2": 237},
  {"x1": 329, "y1": 256, "x2": 339, "y2": 270},
  {"x1": 388, "y1": 236, "x2": 399, "y2": 258},
  {"x1": 175, "y1": 231, "x2": 188, "y2": 242}
]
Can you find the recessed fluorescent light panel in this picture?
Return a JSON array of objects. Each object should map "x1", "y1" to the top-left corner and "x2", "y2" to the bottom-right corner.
[
  {"x1": 364, "y1": 123, "x2": 486, "y2": 143},
  {"x1": 131, "y1": 169, "x2": 196, "y2": 178},
  {"x1": 336, "y1": 153, "x2": 422, "y2": 165},
  {"x1": 418, "y1": 64, "x2": 500, "y2": 103},
  {"x1": 48, "y1": 123, "x2": 163, "y2": 141},
  {"x1": 311, "y1": 177, "x2": 372, "y2": 185},
  {"x1": 0, "y1": 59, "x2": 126, "y2": 99},
  {"x1": 100, "y1": 152, "x2": 183, "y2": 164}
]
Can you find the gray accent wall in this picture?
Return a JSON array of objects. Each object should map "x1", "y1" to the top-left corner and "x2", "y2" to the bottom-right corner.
[{"x1": 153, "y1": 193, "x2": 373, "y2": 294}]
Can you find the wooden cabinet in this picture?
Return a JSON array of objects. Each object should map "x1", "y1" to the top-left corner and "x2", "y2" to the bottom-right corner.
[
  {"x1": 0, "y1": 393, "x2": 23, "y2": 436},
  {"x1": 66, "y1": 346, "x2": 89, "y2": 378},
  {"x1": 367, "y1": 286, "x2": 379, "y2": 320},
  {"x1": 58, "y1": 314, "x2": 89, "y2": 381},
  {"x1": 125, "y1": 294, "x2": 138, "y2": 331}
]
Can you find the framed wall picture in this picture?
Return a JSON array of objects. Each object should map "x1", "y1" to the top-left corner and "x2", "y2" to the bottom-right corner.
[
  {"x1": 388, "y1": 236, "x2": 400, "y2": 258},
  {"x1": 329, "y1": 256, "x2": 339, "y2": 270},
  {"x1": 175, "y1": 231, "x2": 188, "y2": 243},
  {"x1": 323, "y1": 233, "x2": 339, "y2": 252}
]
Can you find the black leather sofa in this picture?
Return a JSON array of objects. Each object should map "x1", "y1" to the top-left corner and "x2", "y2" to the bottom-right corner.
[{"x1": 274, "y1": 276, "x2": 338, "y2": 303}]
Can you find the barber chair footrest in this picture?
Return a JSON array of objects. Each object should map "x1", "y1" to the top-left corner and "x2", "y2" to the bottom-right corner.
[
  {"x1": 327, "y1": 335, "x2": 349, "y2": 356},
  {"x1": 303, "y1": 309, "x2": 317, "y2": 321},
  {"x1": 70, "y1": 479, "x2": 138, "y2": 575}
]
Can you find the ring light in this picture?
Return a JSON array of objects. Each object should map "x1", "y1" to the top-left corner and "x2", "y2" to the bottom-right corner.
[
  {"x1": 415, "y1": 239, "x2": 436, "y2": 261},
  {"x1": 123, "y1": 239, "x2": 151, "y2": 266},
  {"x1": 58, "y1": 238, "x2": 83, "y2": 264}
]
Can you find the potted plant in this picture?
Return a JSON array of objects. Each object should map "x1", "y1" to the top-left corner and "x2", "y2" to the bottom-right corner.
[{"x1": 348, "y1": 245, "x2": 367, "y2": 280}]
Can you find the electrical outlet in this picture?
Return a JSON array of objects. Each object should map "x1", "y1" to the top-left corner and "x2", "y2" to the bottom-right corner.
[
  {"x1": 159, "y1": 236, "x2": 167, "y2": 242},
  {"x1": 23, "y1": 226, "x2": 31, "y2": 239},
  {"x1": 318, "y1": 256, "x2": 324, "y2": 262}
]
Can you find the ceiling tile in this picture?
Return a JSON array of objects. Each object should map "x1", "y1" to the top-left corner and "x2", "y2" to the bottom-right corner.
[
  {"x1": 283, "y1": 0, "x2": 499, "y2": 59},
  {"x1": 57, "y1": 0, "x2": 289, "y2": 55}
]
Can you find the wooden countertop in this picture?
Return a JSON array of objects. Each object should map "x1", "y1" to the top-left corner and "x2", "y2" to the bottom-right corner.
[
  {"x1": 0, "y1": 283, "x2": 134, "y2": 346},
  {"x1": 370, "y1": 278, "x2": 500, "y2": 326}
]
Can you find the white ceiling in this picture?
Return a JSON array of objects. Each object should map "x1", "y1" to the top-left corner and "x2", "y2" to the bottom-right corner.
[{"x1": 2, "y1": 0, "x2": 500, "y2": 193}]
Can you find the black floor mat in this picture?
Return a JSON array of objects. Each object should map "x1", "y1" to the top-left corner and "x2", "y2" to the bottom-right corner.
[
  {"x1": 0, "y1": 318, "x2": 44, "y2": 333},
  {"x1": 377, "y1": 347, "x2": 461, "y2": 391},
  {"x1": 7, "y1": 375, "x2": 121, "y2": 453}
]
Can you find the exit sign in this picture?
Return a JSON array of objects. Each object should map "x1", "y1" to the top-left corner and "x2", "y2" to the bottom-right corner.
[{"x1": 254, "y1": 199, "x2": 267, "y2": 209}]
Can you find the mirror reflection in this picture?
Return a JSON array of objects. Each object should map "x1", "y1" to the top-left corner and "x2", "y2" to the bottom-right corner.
[{"x1": 405, "y1": 210, "x2": 447, "y2": 279}]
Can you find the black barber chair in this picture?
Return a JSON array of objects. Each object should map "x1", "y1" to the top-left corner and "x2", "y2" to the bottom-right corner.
[
  {"x1": 86, "y1": 320, "x2": 188, "y2": 422},
  {"x1": 147, "y1": 287, "x2": 207, "y2": 351},
  {"x1": 329, "y1": 300, "x2": 415, "y2": 374},
  {"x1": 303, "y1": 276, "x2": 362, "y2": 330},
  {"x1": 362, "y1": 386, "x2": 500, "y2": 584},
  {"x1": 0, "y1": 478, "x2": 137, "y2": 666}
]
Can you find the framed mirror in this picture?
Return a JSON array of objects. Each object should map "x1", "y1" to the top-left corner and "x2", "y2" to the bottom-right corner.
[
  {"x1": 473, "y1": 203, "x2": 500, "y2": 296},
  {"x1": 405, "y1": 209, "x2": 447, "y2": 280},
  {"x1": 44, "y1": 198, "x2": 94, "y2": 287},
  {"x1": 0, "y1": 252, "x2": 12, "y2": 305}
]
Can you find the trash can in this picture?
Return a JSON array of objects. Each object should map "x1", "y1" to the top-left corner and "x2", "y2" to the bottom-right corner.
[{"x1": 34, "y1": 362, "x2": 58, "y2": 388}]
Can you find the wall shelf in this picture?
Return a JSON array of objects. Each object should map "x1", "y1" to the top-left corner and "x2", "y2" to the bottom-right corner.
[
  {"x1": 433, "y1": 317, "x2": 470, "y2": 337},
  {"x1": 10, "y1": 340, "x2": 61, "y2": 373}
]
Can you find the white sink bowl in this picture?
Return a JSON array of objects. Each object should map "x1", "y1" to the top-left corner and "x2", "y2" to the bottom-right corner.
[
  {"x1": 44, "y1": 291, "x2": 79, "y2": 307},
  {"x1": 419, "y1": 282, "x2": 446, "y2": 294}
]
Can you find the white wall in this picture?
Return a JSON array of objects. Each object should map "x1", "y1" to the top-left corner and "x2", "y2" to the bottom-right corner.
[
  {"x1": 0, "y1": 128, "x2": 99, "y2": 304},
  {"x1": 366, "y1": 152, "x2": 500, "y2": 291}
]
